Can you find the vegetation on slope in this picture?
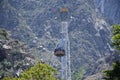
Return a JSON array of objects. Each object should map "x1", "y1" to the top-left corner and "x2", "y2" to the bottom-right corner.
[
  {"x1": 104, "y1": 61, "x2": 120, "y2": 80},
  {"x1": 112, "y1": 25, "x2": 120, "y2": 50},
  {"x1": 72, "y1": 66, "x2": 85, "y2": 80},
  {"x1": 103, "y1": 25, "x2": 120, "y2": 80},
  {"x1": 0, "y1": 29, "x2": 58, "y2": 80},
  {"x1": 0, "y1": 29, "x2": 36, "y2": 79},
  {"x1": 4, "y1": 61, "x2": 58, "y2": 80}
]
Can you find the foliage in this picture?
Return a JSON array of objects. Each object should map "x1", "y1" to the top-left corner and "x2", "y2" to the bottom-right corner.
[
  {"x1": 103, "y1": 61, "x2": 120, "y2": 80},
  {"x1": 3, "y1": 61, "x2": 58, "y2": 80},
  {"x1": 0, "y1": 29, "x2": 36, "y2": 79},
  {"x1": 111, "y1": 25, "x2": 120, "y2": 50},
  {"x1": 72, "y1": 66, "x2": 85, "y2": 80},
  {"x1": 0, "y1": 29, "x2": 9, "y2": 40},
  {"x1": 1, "y1": 59, "x2": 12, "y2": 69},
  {"x1": 103, "y1": 25, "x2": 120, "y2": 80}
]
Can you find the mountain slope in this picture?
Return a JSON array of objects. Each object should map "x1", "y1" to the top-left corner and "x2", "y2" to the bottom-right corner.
[
  {"x1": 0, "y1": 29, "x2": 35, "y2": 79},
  {"x1": 0, "y1": 0, "x2": 120, "y2": 79}
]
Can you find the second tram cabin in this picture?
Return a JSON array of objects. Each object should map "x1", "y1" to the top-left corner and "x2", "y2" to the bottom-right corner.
[
  {"x1": 60, "y1": 8, "x2": 68, "y2": 13},
  {"x1": 60, "y1": 7, "x2": 69, "y2": 21}
]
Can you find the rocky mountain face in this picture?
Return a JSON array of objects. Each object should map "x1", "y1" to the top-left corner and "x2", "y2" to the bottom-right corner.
[
  {"x1": 0, "y1": 0, "x2": 120, "y2": 79},
  {"x1": 94, "y1": 0, "x2": 120, "y2": 24},
  {"x1": 0, "y1": 29, "x2": 35, "y2": 79}
]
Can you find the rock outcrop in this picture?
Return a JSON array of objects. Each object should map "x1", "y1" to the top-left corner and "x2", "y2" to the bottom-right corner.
[{"x1": 0, "y1": 29, "x2": 35, "y2": 79}]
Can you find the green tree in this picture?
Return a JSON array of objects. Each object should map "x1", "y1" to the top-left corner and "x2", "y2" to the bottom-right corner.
[
  {"x1": 104, "y1": 61, "x2": 120, "y2": 80},
  {"x1": 72, "y1": 66, "x2": 85, "y2": 80},
  {"x1": 111, "y1": 25, "x2": 120, "y2": 50},
  {"x1": 4, "y1": 61, "x2": 58, "y2": 80},
  {"x1": 103, "y1": 25, "x2": 120, "y2": 80}
]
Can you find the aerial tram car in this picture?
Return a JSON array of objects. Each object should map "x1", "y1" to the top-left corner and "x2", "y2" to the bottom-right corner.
[
  {"x1": 60, "y1": 7, "x2": 69, "y2": 21},
  {"x1": 54, "y1": 39, "x2": 66, "y2": 57},
  {"x1": 54, "y1": 47, "x2": 65, "y2": 57}
]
